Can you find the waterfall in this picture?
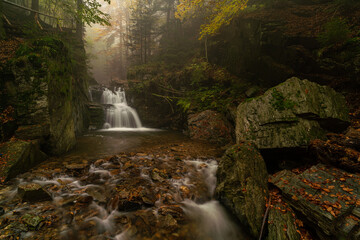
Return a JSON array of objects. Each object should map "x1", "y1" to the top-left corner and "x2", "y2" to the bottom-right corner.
[{"x1": 101, "y1": 88, "x2": 142, "y2": 129}]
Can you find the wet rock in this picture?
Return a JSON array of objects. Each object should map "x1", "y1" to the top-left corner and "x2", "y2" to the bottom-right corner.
[
  {"x1": 85, "y1": 187, "x2": 106, "y2": 203},
  {"x1": 87, "y1": 103, "x2": 105, "y2": 130},
  {"x1": 310, "y1": 139, "x2": 360, "y2": 173},
  {"x1": 267, "y1": 204, "x2": 300, "y2": 240},
  {"x1": 18, "y1": 183, "x2": 52, "y2": 202},
  {"x1": 215, "y1": 142, "x2": 268, "y2": 238},
  {"x1": 270, "y1": 164, "x2": 360, "y2": 239},
  {"x1": 117, "y1": 185, "x2": 156, "y2": 211},
  {"x1": 236, "y1": 77, "x2": 350, "y2": 150},
  {"x1": 0, "y1": 140, "x2": 47, "y2": 182},
  {"x1": 188, "y1": 110, "x2": 234, "y2": 145},
  {"x1": 65, "y1": 163, "x2": 88, "y2": 170},
  {"x1": 151, "y1": 168, "x2": 167, "y2": 182},
  {"x1": 327, "y1": 128, "x2": 360, "y2": 152},
  {"x1": 158, "y1": 214, "x2": 178, "y2": 231},
  {"x1": 22, "y1": 213, "x2": 44, "y2": 229},
  {"x1": 15, "y1": 124, "x2": 50, "y2": 141},
  {"x1": 54, "y1": 195, "x2": 77, "y2": 207},
  {"x1": 158, "y1": 205, "x2": 186, "y2": 223},
  {"x1": 76, "y1": 195, "x2": 93, "y2": 204}
]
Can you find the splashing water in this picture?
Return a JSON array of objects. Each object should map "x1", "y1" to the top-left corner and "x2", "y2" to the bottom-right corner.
[
  {"x1": 181, "y1": 160, "x2": 243, "y2": 240},
  {"x1": 101, "y1": 88, "x2": 142, "y2": 129}
]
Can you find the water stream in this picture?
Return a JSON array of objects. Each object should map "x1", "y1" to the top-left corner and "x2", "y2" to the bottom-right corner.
[{"x1": 0, "y1": 90, "x2": 247, "y2": 239}]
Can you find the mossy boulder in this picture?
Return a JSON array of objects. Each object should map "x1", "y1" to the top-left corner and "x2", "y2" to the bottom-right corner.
[
  {"x1": 215, "y1": 142, "x2": 268, "y2": 238},
  {"x1": 236, "y1": 77, "x2": 349, "y2": 150},
  {"x1": 0, "y1": 140, "x2": 47, "y2": 182}
]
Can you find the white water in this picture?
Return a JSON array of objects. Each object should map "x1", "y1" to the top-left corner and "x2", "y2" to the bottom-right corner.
[
  {"x1": 0, "y1": 155, "x2": 243, "y2": 239},
  {"x1": 101, "y1": 88, "x2": 142, "y2": 129},
  {"x1": 180, "y1": 160, "x2": 242, "y2": 240}
]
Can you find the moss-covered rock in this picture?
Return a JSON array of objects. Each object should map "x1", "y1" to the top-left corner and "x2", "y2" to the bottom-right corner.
[
  {"x1": 267, "y1": 204, "x2": 301, "y2": 240},
  {"x1": 215, "y1": 142, "x2": 269, "y2": 238},
  {"x1": 0, "y1": 140, "x2": 47, "y2": 182},
  {"x1": 236, "y1": 77, "x2": 350, "y2": 150},
  {"x1": 5, "y1": 37, "x2": 85, "y2": 155}
]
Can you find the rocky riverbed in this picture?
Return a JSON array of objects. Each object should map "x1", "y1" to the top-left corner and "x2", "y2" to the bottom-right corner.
[{"x1": 0, "y1": 136, "x2": 248, "y2": 240}]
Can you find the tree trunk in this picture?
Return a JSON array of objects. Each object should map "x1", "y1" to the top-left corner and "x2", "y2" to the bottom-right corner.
[
  {"x1": 0, "y1": 1, "x2": 5, "y2": 39},
  {"x1": 31, "y1": 0, "x2": 39, "y2": 18},
  {"x1": 205, "y1": 36, "x2": 208, "y2": 62},
  {"x1": 144, "y1": 25, "x2": 147, "y2": 64},
  {"x1": 76, "y1": 0, "x2": 84, "y2": 39}
]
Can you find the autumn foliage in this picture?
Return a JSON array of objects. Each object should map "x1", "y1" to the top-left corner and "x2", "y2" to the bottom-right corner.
[{"x1": 176, "y1": 0, "x2": 248, "y2": 39}]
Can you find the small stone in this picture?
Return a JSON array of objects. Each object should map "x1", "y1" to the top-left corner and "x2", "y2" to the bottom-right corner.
[
  {"x1": 151, "y1": 170, "x2": 164, "y2": 182},
  {"x1": 22, "y1": 213, "x2": 44, "y2": 228}
]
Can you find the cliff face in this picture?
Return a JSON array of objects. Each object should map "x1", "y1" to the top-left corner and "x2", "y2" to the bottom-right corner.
[
  {"x1": 210, "y1": 1, "x2": 360, "y2": 91},
  {"x1": 0, "y1": 36, "x2": 90, "y2": 155}
]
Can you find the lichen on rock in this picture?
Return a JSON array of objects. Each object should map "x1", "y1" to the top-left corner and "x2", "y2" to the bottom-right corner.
[
  {"x1": 215, "y1": 142, "x2": 268, "y2": 238},
  {"x1": 236, "y1": 77, "x2": 350, "y2": 150}
]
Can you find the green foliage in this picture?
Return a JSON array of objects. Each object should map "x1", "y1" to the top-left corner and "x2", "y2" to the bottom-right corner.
[
  {"x1": 77, "y1": 0, "x2": 111, "y2": 26},
  {"x1": 317, "y1": 18, "x2": 351, "y2": 46},
  {"x1": 176, "y1": 98, "x2": 191, "y2": 112},
  {"x1": 270, "y1": 89, "x2": 295, "y2": 111},
  {"x1": 175, "y1": 60, "x2": 245, "y2": 113}
]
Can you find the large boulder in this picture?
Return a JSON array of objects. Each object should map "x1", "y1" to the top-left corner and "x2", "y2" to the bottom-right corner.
[
  {"x1": 0, "y1": 140, "x2": 47, "y2": 182},
  {"x1": 188, "y1": 110, "x2": 233, "y2": 145},
  {"x1": 270, "y1": 164, "x2": 360, "y2": 239},
  {"x1": 236, "y1": 77, "x2": 350, "y2": 150},
  {"x1": 215, "y1": 142, "x2": 268, "y2": 237}
]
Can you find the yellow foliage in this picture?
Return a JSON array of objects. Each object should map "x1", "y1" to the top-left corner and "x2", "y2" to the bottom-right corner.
[{"x1": 176, "y1": 0, "x2": 248, "y2": 39}]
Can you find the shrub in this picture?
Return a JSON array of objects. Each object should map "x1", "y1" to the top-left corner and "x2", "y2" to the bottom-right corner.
[{"x1": 317, "y1": 18, "x2": 351, "y2": 46}]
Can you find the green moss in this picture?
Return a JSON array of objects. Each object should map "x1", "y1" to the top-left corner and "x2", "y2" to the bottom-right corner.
[{"x1": 270, "y1": 88, "x2": 295, "y2": 111}]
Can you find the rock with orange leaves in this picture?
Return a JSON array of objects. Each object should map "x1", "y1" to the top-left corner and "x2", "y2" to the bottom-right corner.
[{"x1": 271, "y1": 164, "x2": 360, "y2": 239}]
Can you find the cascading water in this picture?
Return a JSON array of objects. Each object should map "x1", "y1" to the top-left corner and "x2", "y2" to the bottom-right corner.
[{"x1": 101, "y1": 87, "x2": 142, "y2": 129}]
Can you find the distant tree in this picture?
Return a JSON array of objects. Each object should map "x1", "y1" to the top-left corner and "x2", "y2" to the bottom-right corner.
[{"x1": 128, "y1": 0, "x2": 160, "y2": 64}]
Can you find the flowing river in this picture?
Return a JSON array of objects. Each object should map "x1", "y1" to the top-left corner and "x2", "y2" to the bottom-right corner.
[{"x1": 0, "y1": 88, "x2": 249, "y2": 240}]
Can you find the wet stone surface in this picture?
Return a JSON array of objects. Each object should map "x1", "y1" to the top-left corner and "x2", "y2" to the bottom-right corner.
[
  {"x1": 0, "y1": 147, "x2": 246, "y2": 240},
  {"x1": 270, "y1": 164, "x2": 360, "y2": 239}
]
